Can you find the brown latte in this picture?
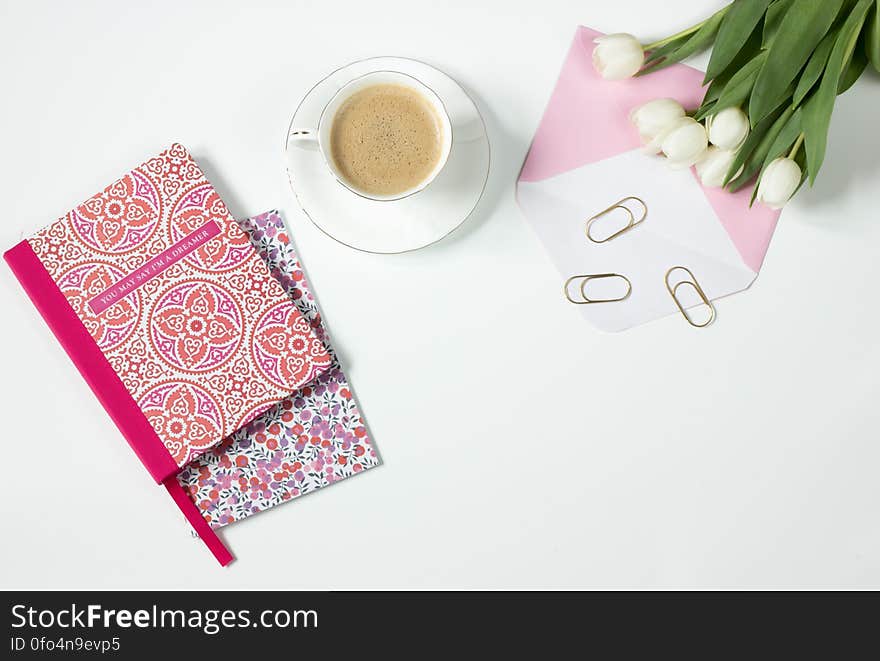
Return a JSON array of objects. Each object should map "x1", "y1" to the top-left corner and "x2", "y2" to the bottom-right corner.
[{"x1": 329, "y1": 84, "x2": 444, "y2": 197}]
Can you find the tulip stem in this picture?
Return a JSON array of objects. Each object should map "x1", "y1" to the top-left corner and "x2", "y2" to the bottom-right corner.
[
  {"x1": 643, "y1": 5, "x2": 730, "y2": 51},
  {"x1": 788, "y1": 133, "x2": 805, "y2": 159},
  {"x1": 644, "y1": 24, "x2": 703, "y2": 51}
]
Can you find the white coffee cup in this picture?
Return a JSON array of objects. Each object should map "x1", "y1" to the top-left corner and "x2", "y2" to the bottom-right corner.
[{"x1": 289, "y1": 70, "x2": 453, "y2": 201}]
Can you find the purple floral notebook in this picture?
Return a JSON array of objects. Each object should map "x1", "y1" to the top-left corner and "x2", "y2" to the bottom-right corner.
[{"x1": 176, "y1": 210, "x2": 380, "y2": 528}]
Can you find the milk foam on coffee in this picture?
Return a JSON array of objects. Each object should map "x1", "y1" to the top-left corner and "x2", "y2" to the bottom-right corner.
[{"x1": 329, "y1": 83, "x2": 444, "y2": 197}]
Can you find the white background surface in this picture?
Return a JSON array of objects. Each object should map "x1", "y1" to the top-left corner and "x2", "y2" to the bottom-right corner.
[{"x1": 1, "y1": 0, "x2": 878, "y2": 589}]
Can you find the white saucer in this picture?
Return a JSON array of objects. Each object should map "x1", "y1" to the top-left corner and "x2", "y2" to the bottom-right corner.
[{"x1": 284, "y1": 57, "x2": 490, "y2": 253}]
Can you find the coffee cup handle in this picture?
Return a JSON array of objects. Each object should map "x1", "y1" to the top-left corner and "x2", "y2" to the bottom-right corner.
[{"x1": 288, "y1": 129, "x2": 319, "y2": 151}]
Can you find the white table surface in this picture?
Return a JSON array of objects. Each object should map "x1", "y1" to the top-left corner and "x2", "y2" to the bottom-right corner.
[{"x1": 1, "y1": 0, "x2": 878, "y2": 589}]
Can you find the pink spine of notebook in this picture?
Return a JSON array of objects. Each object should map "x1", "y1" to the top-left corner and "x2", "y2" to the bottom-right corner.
[
  {"x1": 5, "y1": 240, "x2": 234, "y2": 567},
  {"x1": 4, "y1": 240, "x2": 177, "y2": 481}
]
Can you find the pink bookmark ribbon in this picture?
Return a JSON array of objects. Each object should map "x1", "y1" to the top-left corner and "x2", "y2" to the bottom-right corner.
[{"x1": 164, "y1": 477, "x2": 234, "y2": 567}]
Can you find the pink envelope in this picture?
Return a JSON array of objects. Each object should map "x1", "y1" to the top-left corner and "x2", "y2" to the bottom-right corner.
[{"x1": 517, "y1": 26, "x2": 781, "y2": 331}]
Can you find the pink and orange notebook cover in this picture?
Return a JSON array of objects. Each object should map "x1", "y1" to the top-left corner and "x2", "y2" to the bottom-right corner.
[{"x1": 4, "y1": 144, "x2": 333, "y2": 563}]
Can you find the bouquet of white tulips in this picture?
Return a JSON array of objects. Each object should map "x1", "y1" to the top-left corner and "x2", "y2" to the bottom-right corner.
[{"x1": 593, "y1": 0, "x2": 880, "y2": 209}]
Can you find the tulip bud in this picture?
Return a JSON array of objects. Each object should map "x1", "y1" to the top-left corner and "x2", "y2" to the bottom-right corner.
[
  {"x1": 660, "y1": 117, "x2": 708, "y2": 169},
  {"x1": 630, "y1": 98, "x2": 686, "y2": 154},
  {"x1": 706, "y1": 107, "x2": 750, "y2": 151},
  {"x1": 756, "y1": 157, "x2": 801, "y2": 209},
  {"x1": 695, "y1": 146, "x2": 743, "y2": 188},
  {"x1": 593, "y1": 33, "x2": 645, "y2": 80}
]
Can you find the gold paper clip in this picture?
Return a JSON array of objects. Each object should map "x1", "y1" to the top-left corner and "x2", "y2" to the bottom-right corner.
[
  {"x1": 564, "y1": 273, "x2": 632, "y2": 304},
  {"x1": 585, "y1": 196, "x2": 647, "y2": 243},
  {"x1": 665, "y1": 266, "x2": 716, "y2": 328}
]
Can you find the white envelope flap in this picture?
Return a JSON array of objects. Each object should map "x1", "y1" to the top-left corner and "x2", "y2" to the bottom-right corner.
[{"x1": 517, "y1": 150, "x2": 757, "y2": 332}]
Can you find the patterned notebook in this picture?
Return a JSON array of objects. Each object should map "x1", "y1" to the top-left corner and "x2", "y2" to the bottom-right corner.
[
  {"x1": 175, "y1": 210, "x2": 380, "y2": 529},
  {"x1": 4, "y1": 145, "x2": 332, "y2": 484}
]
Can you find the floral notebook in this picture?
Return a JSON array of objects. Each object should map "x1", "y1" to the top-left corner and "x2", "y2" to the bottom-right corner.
[
  {"x1": 4, "y1": 145, "x2": 332, "y2": 485},
  {"x1": 172, "y1": 210, "x2": 380, "y2": 530}
]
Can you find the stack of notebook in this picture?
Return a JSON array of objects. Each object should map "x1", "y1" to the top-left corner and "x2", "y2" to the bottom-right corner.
[{"x1": 4, "y1": 144, "x2": 380, "y2": 565}]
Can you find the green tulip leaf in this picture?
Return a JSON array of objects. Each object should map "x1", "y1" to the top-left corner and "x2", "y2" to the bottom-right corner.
[
  {"x1": 803, "y1": 0, "x2": 874, "y2": 184},
  {"x1": 695, "y1": 23, "x2": 765, "y2": 119},
  {"x1": 867, "y1": 1, "x2": 880, "y2": 72},
  {"x1": 642, "y1": 34, "x2": 695, "y2": 69},
  {"x1": 638, "y1": 9, "x2": 726, "y2": 75},
  {"x1": 693, "y1": 100, "x2": 717, "y2": 122},
  {"x1": 749, "y1": 0, "x2": 844, "y2": 125},
  {"x1": 762, "y1": 0, "x2": 795, "y2": 47},
  {"x1": 701, "y1": 78, "x2": 725, "y2": 106},
  {"x1": 764, "y1": 107, "x2": 802, "y2": 167},
  {"x1": 792, "y1": 28, "x2": 837, "y2": 106},
  {"x1": 839, "y1": 42, "x2": 868, "y2": 93},
  {"x1": 713, "y1": 50, "x2": 766, "y2": 112},
  {"x1": 791, "y1": 141, "x2": 810, "y2": 197},
  {"x1": 704, "y1": 0, "x2": 774, "y2": 83}
]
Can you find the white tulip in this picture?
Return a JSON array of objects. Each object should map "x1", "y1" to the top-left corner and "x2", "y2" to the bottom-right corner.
[
  {"x1": 706, "y1": 107, "x2": 750, "y2": 150},
  {"x1": 630, "y1": 98, "x2": 686, "y2": 154},
  {"x1": 593, "y1": 33, "x2": 645, "y2": 80},
  {"x1": 756, "y1": 157, "x2": 801, "y2": 209},
  {"x1": 695, "y1": 146, "x2": 743, "y2": 188},
  {"x1": 660, "y1": 117, "x2": 708, "y2": 169}
]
